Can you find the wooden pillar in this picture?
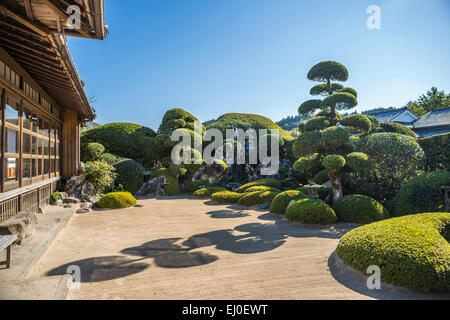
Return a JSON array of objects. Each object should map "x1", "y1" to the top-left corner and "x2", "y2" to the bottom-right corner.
[{"x1": 61, "y1": 109, "x2": 80, "y2": 178}]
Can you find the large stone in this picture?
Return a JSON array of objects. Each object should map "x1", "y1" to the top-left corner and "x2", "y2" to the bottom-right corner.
[
  {"x1": 65, "y1": 174, "x2": 86, "y2": 195},
  {"x1": 0, "y1": 212, "x2": 37, "y2": 245},
  {"x1": 192, "y1": 160, "x2": 228, "y2": 185},
  {"x1": 79, "y1": 181, "x2": 97, "y2": 202},
  {"x1": 64, "y1": 197, "x2": 81, "y2": 204},
  {"x1": 136, "y1": 176, "x2": 169, "y2": 197}
]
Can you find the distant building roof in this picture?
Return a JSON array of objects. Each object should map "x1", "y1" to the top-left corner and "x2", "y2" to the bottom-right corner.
[
  {"x1": 413, "y1": 107, "x2": 450, "y2": 129},
  {"x1": 365, "y1": 107, "x2": 418, "y2": 126}
]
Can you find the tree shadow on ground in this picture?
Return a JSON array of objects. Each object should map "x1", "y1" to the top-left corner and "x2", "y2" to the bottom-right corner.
[
  {"x1": 206, "y1": 209, "x2": 250, "y2": 219},
  {"x1": 327, "y1": 251, "x2": 449, "y2": 300}
]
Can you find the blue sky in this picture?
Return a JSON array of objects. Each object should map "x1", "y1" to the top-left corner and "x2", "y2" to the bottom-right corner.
[{"x1": 68, "y1": 0, "x2": 450, "y2": 130}]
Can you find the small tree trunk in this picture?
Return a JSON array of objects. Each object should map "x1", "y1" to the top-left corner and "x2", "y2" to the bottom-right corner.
[{"x1": 328, "y1": 170, "x2": 343, "y2": 204}]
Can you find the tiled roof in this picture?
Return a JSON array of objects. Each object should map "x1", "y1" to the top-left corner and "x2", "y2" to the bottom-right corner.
[
  {"x1": 365, "y1": 107, "x2": 407, "y2": 123},
  {"x1": 413, "y1": 107, "x2": 450, "y2": 129}
]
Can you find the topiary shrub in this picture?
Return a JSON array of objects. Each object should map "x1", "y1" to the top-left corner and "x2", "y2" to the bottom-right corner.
[
  {"x1": 244, "y1": 186, "x2": 282, "y2": 193},
  {"x1": 336, "y1": 212, "x2": 450, "y2": 292},
  {"x1": 84, "y1": 160, "x2": 115, "y2": 193},
  {"x1": 333, "y1": 194, "x2": 389, "y2": 224},
  {"x1": 97, "y1": 192, "x2": 137, "y2": 209},
  {"x1": 293, "y1": 153, "x2": 322, "y2": 174},
  {"x1": 235, "y1": 179, "x2": 283, "y2": 193},
  {"x1": 345, "y1": 152, "x2": 372, "y2": 170},
  {"x1": 378, "y1": 122, "x2": 417, "y2": 138},
  {"x1": 304, "y1": 116, "x2": 330, "y2": 131},
  {"x1": 269, "y1": 190, "x2": 307, "y2": 214},
  {"x1": 211, "y1": 191, "x2": 243, "y2": 204},
  {"x1": 292, "y1": 131, "x2": 322, "y2": 158},
  {"x1": 321, "y1": 126, "x2": 350, "y2": 147},
  {"x1": 312, "y1": 169, "x2": 329, "y2": 185},
  {"x1": 151, "y1": 168, "x2": 180, "y2": 196},
  {"x1": 193, "y1": 187, "x2": 227, "y2": 198},
  {"x1": 418, "y1": 133, "x2": 450, "y2": 172},
  {"x1": 353, "y1": 132, "x2": 425, "y2": 201},
  {"x1": 238, "y1": 191, "x2": 280, "y2": 207},
  {"x1": 339, "y1": 114, "x2": 372, "y2": 133},
  {"x1": 114, "y1": 160, "x2": 144, "y2": 194},
  {"x1": 392, "y1": 171, "x2": 450, "y2": 217},
  {"x1": 99, "y1": 153, "x2": 127, "y2": 166},
  {"x1": 81, "y1": 142, "x2": 105, "y2": 162},
  {"x1": 285, "y1": 199, "x2": 338, "y2": 224},
  {"x1": 322, "y1": 155, "x2": 346, "y2": 171}
]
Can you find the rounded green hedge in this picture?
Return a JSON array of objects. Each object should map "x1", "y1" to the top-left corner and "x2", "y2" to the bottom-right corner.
[
  {"x1": 321, "y1": 126, "x2": 350, "y2": 147},
  {"x1": 151, "y1": 168, "x2": 180, "y2": 196},
  {"x1": 292, "y1": 131, "x2": 322, "y2": 158},
  {"x1": 293, "y1": 153, "x2": 322, "y2": 173},
  {"x1": 211, "y1": 191, "x2": 243, "y2": 204},
  {"x1": 337, "y1": 212, "x2": 450, "y2": 292},
  {"x1": 392, "y1": 171, "x2": 450, "y2": 217},
  {"x1": 238, "y1": 191, "x2": 280, "y2": 207},
  {"x1": 322, "y1": 155, "x2": 346, "y2": 171},
  {"x1": 345, "y1": 152, "x2": 371, "y2": 170},
  {"x1": 244, "y1": 186, "x2": 282, "y2": 193},
  {"x1": 269, "y1": 190, "x2": 307, "y2": 215},
  {"x1": 114, "y1": 160, "x2": 144, "y2": 194},
  {"x1": 81, "y1": 142, "x2": 105, "y2": 162},
  {"x1": 333, "y1": 194, "x2": 389, "y2": 224},
  {"x1": 304, "y1": 117, "x2": 330, "y2": 131},
  {"x1": 235, "y1": 179, "x2": 283, "y2": 193},
  {"x1": 378, "y1": 122, "x2": 417, "y2": 138},
  {"x1": 286, "y1": 199, "x2": 338, "y2": 224},
  {"x1": 340, "y1": 114, "x2": 372, "y2": 133},
  {"x1": 99, "y1": 153, "x2": 127, "y2": 166},
  {"x1": 313, "y1": 169, "x2": 329, "y2": 185},
  {"x1": 97, "y1": 192, "x2": 137, "y2": 209},
  {"x1": 193, "y1": 187, "x2": 227, "y2": 198}
]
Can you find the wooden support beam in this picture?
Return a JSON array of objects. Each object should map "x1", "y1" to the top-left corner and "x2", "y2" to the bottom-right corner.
[
  {"x1": 0, "y1": 29, "x2": 52, "y2": 50},
  {"x1": 24, "y1": 0, "x2": 34, "y2": 21},
  {"x1": 0, "y1": 4, "x2": 51, "y2": 37},
  {"x1": 0, "y1": 34, "x2": 56, "y2": 58}
]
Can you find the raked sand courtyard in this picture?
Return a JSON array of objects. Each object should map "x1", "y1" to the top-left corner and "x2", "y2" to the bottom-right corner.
[{"x1": 28, "y1": 196, "x2": 447, "y2": 300}]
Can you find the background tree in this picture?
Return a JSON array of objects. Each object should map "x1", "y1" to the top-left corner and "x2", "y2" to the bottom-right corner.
[
  {"x1": 407, "y1": 86, "x2": 450, "y2": 117},
  {"x1": 293, "y1": 61, "x2": 372, "y2": 203}
]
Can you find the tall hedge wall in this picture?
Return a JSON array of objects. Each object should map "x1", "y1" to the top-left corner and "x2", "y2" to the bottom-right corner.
[{"x1": 418, "y1": 132, "x2": 450, "y2": 172}]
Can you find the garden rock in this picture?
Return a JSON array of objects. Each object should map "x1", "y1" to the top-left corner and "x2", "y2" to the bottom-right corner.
[
  {"x1": 0, "y1": 212, "x2": 37, "y2": 245},
  {"x1": 193, "y1": 161, "x2": 228, "y2": 185},
  {"x1": 136, "y1": 176, "x2": 169, "y2": 196},
  {"x1": 64, "y1": 197, "x2": 81, "y2": 204}
]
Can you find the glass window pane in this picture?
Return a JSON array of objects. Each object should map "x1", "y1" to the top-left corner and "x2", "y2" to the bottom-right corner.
[
  {"x1": 23, "y1": 110, "x2": 32, "y2": 130},
  {"x1": 32, "y1": 159, "x2": 37, "y2": 177},
  {"x1": 6, "y1": 128, "x2": 18, "y2": 154},
  {"x1": 50, "y1": 127, "x2": 55, "y2": 140},
  {"x1": 32, "y1": 136, "x2": 38, "y2": 155},
  {"x1": 44, "y1": 158, "x2": 49, "y2": 175},
  {"x1": 38, "y1": 138, "x2": 43, "y2": 155},
  {"x1": 23, "y1": 159, "x2": 31, "y2": 179},
  {"x1": 38, "y1": 159, "x2": 42, "y2": 176},
  {"x1": 50, "y1": 140, "x2": 55, "y2": 156},
  {"x1": 23, "y1": 133, "x2": 31, "y2": 154},
  {"x1": 32, "y1": 114, "x2": 38, "y2": 133},
  {"x1": 5, "y1": 158, "x2": 18, "y2": 181},
  {"x1": 43, "y1": 122, "x2": 49, "y2": 137},
  {"x1": 5, "y1": 104, "x2": 18, "y2": 125},
  {"x1": 44, "y1": 139, "x2": 49, "y2": 156}
]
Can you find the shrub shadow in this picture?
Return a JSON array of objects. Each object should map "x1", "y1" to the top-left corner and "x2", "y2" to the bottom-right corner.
[{"x1": 206, "y1": 209, "x2": 250, "y2": 219}]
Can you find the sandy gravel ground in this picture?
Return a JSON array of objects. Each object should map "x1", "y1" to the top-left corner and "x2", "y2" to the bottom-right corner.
[{"x1": 28, "y1": 197, "x2": 448, "y2": 300}]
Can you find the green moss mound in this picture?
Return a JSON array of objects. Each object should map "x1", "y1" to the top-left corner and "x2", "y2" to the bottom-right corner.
[
  {"x1": 238, "y1": 191, "x2": 280, "y2": 207},
  {"x1": 337, "y1": 212, "x2": 450, "y2": 292},
  {"x1": 286, "y1": 199, "x2": 338, "y2": 225},
  {"x1": 392, "y1": 171, "x2": 450, "y2": 217},
  {"x1": 97, "y1": 192, "x2": 137, "y2": 209},
  {"x1": 211, "y1": 191, "x2": 243, "y2": 204},
  {"x1": 333, "y1": 194, "x2": 389, "y2": 224},
  {"x1": 193, "y1": 187, "x2": 227, "y2": 198},
  {"x1": 151, "y1": 168, "x2": 180, "y2": 196},
  {"x1": 236, "y1": 179, "x2": 283, "y2": 193},
  {"x1": 81, "y1": 142, "x2": 105, "y2": 162},
  {"x1": 270, "y1": 190, "x2": 307, "y2": 215},
  {"x1": 114, "y1": 160, "x2": 144, "y2": 194},
  {"x1": 207, "y1": 113, "x2": 293, "y2": 141}
]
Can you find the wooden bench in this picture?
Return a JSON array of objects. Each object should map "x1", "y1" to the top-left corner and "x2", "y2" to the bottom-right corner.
[{"x1": 0, "y1": 235, "x2": 17, "y2": 269}]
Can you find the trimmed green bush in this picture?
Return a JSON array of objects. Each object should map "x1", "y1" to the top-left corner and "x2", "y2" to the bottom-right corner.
[
  {"x1": 313, "y1": 169, "x2": 329, "y2": 185},
  {"x1": 211, "y1": 191, "x2": 243, "y2": 204},
  {"x1": 378, "y1": 122, "x2": 417, "y2": 138},
  {"x1": 340, "y1": 114, "x2": 372, "y2": 133},
  {"x1": 114, "y1": 160, "x2": 144, "y2": 194},
  {"x1": 334, "y1": 194, "x2": 389, "y2": 224},
  {"x1": 97, "y1": 192, "x2": 137, "y2": 209},
  {"x1": 99, "y1": 153, "x2": 127, "y2": 166},
  {"x1": 84, "y1": 160, "x2": 115, "y2": 193},
  {"x1": 322, "y1": 155, "x2": 346, "y2": 171},
  {"x1": 151, "y1": 168, "x2": 180, "y2": 196},
  {"x1": 392, "y1": 171, "x2": 450, "y2": 217},
  {"x1": 365, "y1": 115, "x2": 381, "y2": 131},
  {"x1": 304, "y1": 116, "x2": 330, "y2": 131},
  {"x1": 235, "y1": 179, "x2": 283, "y2": 193},
  {"x1": 244, "y1": 186, "x2": 282, "y2": 193},
  {"x1": 292, "y1": 131, "x2": 322, "y2": 158},
  {"x1": 321, "y1": 126, "x2": 350, "y2": 147},
  {"x1": 345, "y1": 152, "x2": 372, "y2": 170},
  {"x1": 293, "y1": 153, "x2": 322, "y2": 174},
  {"x1": 81, "y1": 142, "x2": 105, "y2": 162},
  {"x1": 418, "y1": 133, "x2": 450, "y2": 171},
  {"x1": 337, "y1": 212, "x2": 450, "y2": 292},
  {"x1": 193, "y1": 187, "x2": 227, "y2": 198},
  {"x1": 238, "y1": 191, "x2": 280, "y2": 207},
  {"x1": 285, "y1": 199, "x2": 338, "y2": 224},
  {"x1": 269, "y1": 190, "x2": 307, "y2": 214}
]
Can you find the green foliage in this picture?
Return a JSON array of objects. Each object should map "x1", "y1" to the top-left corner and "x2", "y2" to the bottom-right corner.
[
  {"x1": 81, "y1": 123, "x2": 157, "y2": 167},
  {"x1": 304, "y1": 116, "x2": 330, "y2": 131},
  {"x1": 307, "y1": 61, "x2": 349, "y2": 82},
  {"x1": 313, "y1": 169, "x2": 329, "y2": 184},
  {"x1": 345, "y1": 152, "x2": 372, "y2": 170},
  {"x1": 340, "y1": 114, "x2": 372, "y2": 133},
  {"x1": 286, "y1": 199, "x2": 338, "y2": 224},
  {"x1": 333, "y1": 194, "x2": 389, "y2": 224},
  {"x1": 418, "y1": 133, "x2": 450, "y2": 171},
  {"x1": 310, "y1": 83, "x2": 344, "y2": 96},
  {"x1": 97, "y1": 192, "x2": 137, "y2": 209},
  {"x1": 159, "y1": 108, "x2": 204, "y2": 135},
  {"x1": 298, "y1": 100, "x2": 322, "y2": 116},
  {"x1": 51, "y1": 191, "x2": 62, "y2": 202},
  {"x1": 321, "y1": 92, "x2": 358, "y2": 111},
  {"x1": 340, "y1": 87, "x2": 358, "y2": 98},
  {"x1": 114, "y1": 160, "x2": 144, "y2": 194},
  {"x1": 378, "y1": 122, "x2": 417, "y2": 138},
  {"x1": 244, "y1": 186, "x2": 282, "y2": 193},
  {"x1": 365, "y1": 115, "x2": 381, "y2": 131},
  {"x1": 193, "y1": 187, "x2": 227, "y2": 198},
  {"x1": 235, "y1": 179, "x2": 283, "y2": 193},
  {"x1": 207, "y1": 113, "x2": 293, "y2": 141},
  {"x1": 322, "y1": 155, "x2": 346, "y2": 171},
  {"x1": 406, "y1": 86, "x2": 450, "y2": 117},
  {"x1": 238, "y1": 190, "x2": 280, "y2": 207},
  {"x1": 337, "y1": 212, "x2": 450, "y2": 292},
  {"x1": 353, "y1": 133, "x2": 425, "y2": 201},
  {"x1": 292, "y1": 131, "x2": 322, "y2": 158},
  {"x1": 99, "y1": 153, "x2": 127, "y2": 166},
  {"x1": 211, "y1": 191, "x2": 244, "y2": 204},
  {"x1": 269, "y1": 190, "x2": 306, "y2": 214},
  {"x1": 276, "y1": 115, "x2": 311, "y2": 131},
  {"x1": 151, "y1": 168, "x2": 180, "y2": 196},
  {"x1": 81, "y1": 142, "x2": 105, "y2": 162},
  {"x1": 321, "y1": 126, "x2": 349, "y2": 147},
  {"x1": 392, "y1": 171, "x2": 450, "y2": 217},
  {"x1": 84, "y1": 160, "x2": 115, "y2": 193}
]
